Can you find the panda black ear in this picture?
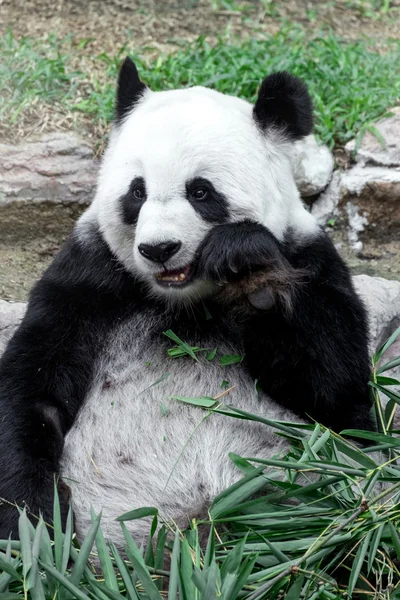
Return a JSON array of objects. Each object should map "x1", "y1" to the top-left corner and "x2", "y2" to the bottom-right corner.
[
  {"x1": 115, "y1": 56, "x2": 147, "y2": 123},
  {"x1": 253, "y1": 71, "x2": 313, "y2": 140}
]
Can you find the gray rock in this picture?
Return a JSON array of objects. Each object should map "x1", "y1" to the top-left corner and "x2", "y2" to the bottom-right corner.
[
  {"x1": 0, "y1": 300, "x2": 25, "y2": 355},
  {"x1": 311, "y1": 164, "x2": 400, "y2": 233},
  {"x1": 293, "y1": 135, "x2": 334, "y2": 197},
  {"x1": 340, "y1": 165, "x2": 400, "y2": 235},
  {"x1": 354, "y1": 274, "x2": 400, "y2": 426},
  {"x1": 0, "y1": 133, "x2": 99, "y2": 205},
  {"x1": 341, "y1": 164, "x2": 400, "y2": 200},
  {"x1": 311, "y1": 170, "x2": 341, "y2": 225},
  {"x1": 353, "y1": 274, "x2": 400, "y2": 352},
  {"x1": 345, "y1": 107, "x2": 400, "y2": 167}
]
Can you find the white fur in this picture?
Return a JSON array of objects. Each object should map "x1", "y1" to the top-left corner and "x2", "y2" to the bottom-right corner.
[
  {"x1": 86, "y1": 86, "x2": 318, "y2": 302},
  {"x1": 61, "y1": 310, "x2": 300, "y2": 546},
  {"x1": 65, "y1": 83, "x2": 321, "y2": 544}
]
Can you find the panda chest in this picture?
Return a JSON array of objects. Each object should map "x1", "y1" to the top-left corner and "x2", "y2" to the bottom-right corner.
[
  {"x1": 68, "y1": 313, "x2": 251, "y2": 450},
  {"x1": 60, "y1": 309, "x2": 297, "y2": 544},
  {"x1": 60, "y1": 312, "x2": 276, "y2": 529}
]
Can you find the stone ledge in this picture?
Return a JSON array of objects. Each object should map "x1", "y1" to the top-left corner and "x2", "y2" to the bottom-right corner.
[{"x1": 0, "y1": 132, "x2": 99, "y2": 206}]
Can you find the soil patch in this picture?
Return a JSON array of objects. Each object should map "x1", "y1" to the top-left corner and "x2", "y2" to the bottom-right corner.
[{"x1": 0, "y1": 203, "x2": 85, "y2": 301}]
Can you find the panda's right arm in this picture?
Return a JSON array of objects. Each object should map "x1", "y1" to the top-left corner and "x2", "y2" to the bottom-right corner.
[
  {"x1": 197, "y1": 220, "x2": 373, "y2": 433},
  {"x1": 0, "y1": 227, "x2": 136, "y2": 538}
]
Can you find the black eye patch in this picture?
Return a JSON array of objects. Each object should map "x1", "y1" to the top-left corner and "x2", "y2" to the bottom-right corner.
[
  {"x1": 186, "y1": 177, "x2": 230, "y2": 224},
  {"x1": 120, "y1": 177, "x2": 147, "y2": 225}
]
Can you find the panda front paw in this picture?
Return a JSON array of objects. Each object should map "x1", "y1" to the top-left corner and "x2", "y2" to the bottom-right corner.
[
  {"x1": 195, "y1": 220, "x2": 285, "y2": 283},
  {"x1": 195, "y1": 221, "x2": 303, "y2": 309}
]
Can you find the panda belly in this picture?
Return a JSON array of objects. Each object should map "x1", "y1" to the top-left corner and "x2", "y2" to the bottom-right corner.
[{"x1": 61, "y1": 312, "x2": 297, "y2": 545}]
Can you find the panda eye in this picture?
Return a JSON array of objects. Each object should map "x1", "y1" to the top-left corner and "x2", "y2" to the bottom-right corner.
[
  {"x1": 192, "y1": 189, "x2": 208, "y2": 201},
  {"x1": 132, "y1": 187, "x2": 144, "y2": 200}
]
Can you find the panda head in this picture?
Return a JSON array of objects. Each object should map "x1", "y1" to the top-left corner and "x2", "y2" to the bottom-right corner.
[{"x1": 91, "y1": 57, "x2": 317, "y2": 302}]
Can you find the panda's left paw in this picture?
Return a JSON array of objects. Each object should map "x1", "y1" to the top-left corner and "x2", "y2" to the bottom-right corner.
[
  {"x1": 196, "y1": 221, "x2": 304, "y2": 309},
  {"x1": 196, "y1": 220, "x2": 286, "y2": 283}
]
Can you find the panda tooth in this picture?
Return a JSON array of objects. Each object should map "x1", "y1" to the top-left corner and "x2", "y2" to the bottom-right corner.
[{"x1": 179, "y1": 273, "x2": 186, "y2": 281}]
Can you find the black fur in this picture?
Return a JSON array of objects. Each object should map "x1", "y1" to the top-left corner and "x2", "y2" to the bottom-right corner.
[
  {"x1": 115, "y1": 57, "x2": 147, "y2": 123},
  {"x1": 197, "y1": 220, "x2": 374, "y2": 432},
  {"x1": 0, "y1": 220, "x2": 373, "y2": 538},
  {"x1": 253, "y1": 71, "x2": 313, "y2": 140},
  {"x1": 0, "y1": 227, "x2": 145, "y2": 537},
  {"x1": 120, "y1": 177, "x2": 147, "y2": 225},
  {"x1": 195, "y1": 220, "x2": 292, "y2": 280},
  {"x1": 186, "y1": 177, "x2": 230, "y2": 224}
]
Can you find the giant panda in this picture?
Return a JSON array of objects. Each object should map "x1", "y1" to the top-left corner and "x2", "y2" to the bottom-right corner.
[{"x1": 0, "y1": 58, "x2": 373, "y2": 545}]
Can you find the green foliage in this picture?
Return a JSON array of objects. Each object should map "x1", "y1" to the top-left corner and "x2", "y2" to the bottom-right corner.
[
  {"x1": 0, "y1": 31, "x2": 80, "y2": 124},
  {"x1": 2, "y1": 27, "x2": 400, "y2": 148},
  {"x1": 90, "y1": 28, "x2": 400, "y2": 148},
  {"x1": 0, "y1": 329, "x2": 399, "y2": 598},
  {"x1": 344, "y1": 0, "x2": 392, "y2": 17}
]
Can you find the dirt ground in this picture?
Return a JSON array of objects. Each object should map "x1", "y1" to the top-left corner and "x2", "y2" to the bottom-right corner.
[
  {"x1": 1, "y1": 0, "x2": 400, "y2": 301},
  {"x1": 2, "y1": 0, "x2": 400, "y2": 46},
  {"x1": 0, "y1": 203, "x2": 84, "y2": 301}
]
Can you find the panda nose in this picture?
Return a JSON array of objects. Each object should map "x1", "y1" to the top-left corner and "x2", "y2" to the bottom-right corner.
[{"x1": 138, "y1": 241, "x2": 182, "y2": 263}]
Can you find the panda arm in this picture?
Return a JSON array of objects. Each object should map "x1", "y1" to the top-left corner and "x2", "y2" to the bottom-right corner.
[
  {"x1": 0, "y1": 228, "x2": 135, "y2": 537},
  {"x1": 243, "y1": 230, "x2": 373, "y2": 432},
  {"x1": 197, "y1": 221, "x2": 373, "y2": 432}
]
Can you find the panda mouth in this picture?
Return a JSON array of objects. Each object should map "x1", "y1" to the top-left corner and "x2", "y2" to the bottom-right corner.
[{"x1": 154, "y1": 264, "x2": 193, "y2": 287}]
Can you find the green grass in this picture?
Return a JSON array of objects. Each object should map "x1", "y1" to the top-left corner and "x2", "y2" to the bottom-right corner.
[
  {"x1": 0, "y1": 329, "x2": 400, "y2": 599},
  {"x1": 1, "y1": 26, "x2": 400, "y2": 148},
  {"x1": 0, "y1": 32, "x2": 80, "y2": 126}
]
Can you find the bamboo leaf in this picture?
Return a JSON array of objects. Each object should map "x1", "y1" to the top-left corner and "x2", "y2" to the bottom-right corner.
[
  {"x1": 90, "y1": 582, "x2": 127, "y2": 600},
  {"x1": 0, "y1": 553, "x2": 21, "y2": 582},
  {"x1": 39, "y1": 524, "x2": 56, "y2": 597},
  {"x1": 18, "y1": 509, "x2": 32, "y2": 584},
  {"x1": 61, "y1": 505, "x2": 74, "y2": 575},
  {"x1": 377, "y1": 356, "x2": 400, "y2": 374},
  {"x1": 172, "y1": 396, "x2": 217, "y2": 408},
  {"x1": 26, "y1": 518, "x2": 43, "y2": 591},
  {"x1": 164, "y1": 330, "x2": 199, "y2": 361},
  {"x1": 94, "y1": 513, "x2": 119, "y2": 592},
  {"x1": 220, "y1": 354, "x2": 243, "y2": 366},
  {"x1": 374, "y1": 326, "x2": 400, "y2": 363},
  {"x1": 110, "y1": 543, "x2": 140, "y2": 600},
  {"x1": 179, "y1": 538, "x2": 196, "y2": 599},
  {"x1": 116, "y1": 506, "x2": 158, "y2": 522},
  {"x1": 285, "y1": 575, "x2": 305, "y2": 600},
  {"x1": 121, "y1": 523, "x2": 162, "y2": 600},
  {"x1": 53, "y1": 480, "x2": 63, "y2": 572},
  {"x1": 389, "y1": 521, "x2": 400, "y2": 559},
  {"x1": 221, "y1": 553, "x2": 258, "y2": 599},
  {"x1": 69, "y1": 511, "x2": 101, "y2": 587},
  {"x1": 0, "y1": 539, "x2": 18, "y2": 593},
  {"x1": 39, "y1": 561, "x2": 90, "y2": 600},
  {"x1": 368, "y1": 524, "x2": 384, "y2": 574},
  {"x1": 168, "y1": 530, "x2": 181, "y2": 600},
  {"x1": 348, "y1": 531, "x2": 372, "y2": 598}
]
